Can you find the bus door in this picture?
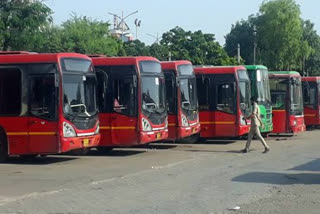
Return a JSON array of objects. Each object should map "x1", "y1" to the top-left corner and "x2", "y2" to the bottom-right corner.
[
  {"x1": 164, "y1": 70, "x2": 177, "y2": 139},
  {"x1": 0, "y1": 67, "x2": 29, "y2": 154},
  {"x1": 303, "y1": 81, "x2": 317, "y2": 124},
  {"x1": 96, "y1": 69, "x2": 112, "y2": 145},
  {"x1": 111, "y1": 75, "x2": 138, "y2": 145},
  {"x1": 196, "y1": 74, "x2": 213, "y2": 138},
  {"x1": 28, "y1": 74, "x2": 58, "y2": 153},
  {"x1": 214, "y1": 81, "x2": 237, "y2": 137}
]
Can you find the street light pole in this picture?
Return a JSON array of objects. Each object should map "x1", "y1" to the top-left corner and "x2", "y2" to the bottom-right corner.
[{"x1": 253, "y1": 25, "x2": 257, "y2": 65}]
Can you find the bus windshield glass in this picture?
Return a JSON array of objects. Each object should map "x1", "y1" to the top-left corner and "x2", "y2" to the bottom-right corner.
[
  {"x1": 62, "y1": 59, "x2": 97, "y2": 118},
  {"x1": 141, "y1": 76, "x2": 166, "y2": 115},
  {"x1": 256, "y1": 69, "x2": 271, "y2": 104},
  {"x1": 180, "y1": 77, "x2": 198, "y2": 117},
  {"x1": 290, "y1": 77, "x2": 303, "y2": 115},
  {"x1": 141, "y1": 61, "x2": 166, "y2": 116},
  {"x1": 238, "y1": 70, "x2": 251, "y2": 116}
]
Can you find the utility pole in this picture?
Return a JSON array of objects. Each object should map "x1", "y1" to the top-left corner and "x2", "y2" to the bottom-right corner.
[
  {"x1": 237, "y1": 43, "x2": 241, "y2": 64},
  {"x1": 169, "y1": 51, "x2": 172, "y2": 61},
  {"x1": 253, "y1": 25, "x2": 257, "y2": 65}
]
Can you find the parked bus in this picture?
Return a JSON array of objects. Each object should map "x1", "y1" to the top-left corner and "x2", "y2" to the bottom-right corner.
[
  {"x1": 269, "y1": 71, "x2": 305, "y2": 134},
  {"x1": 0, "y1": 52, "x2": 100, "y2": 162},
  {"x1": 302, "y1": 77, "x2": 320, "y2": 127},
  {"x1": 161, "y1": 61, "x2": 200, "y2": 142},
  {"x1": 246, "y1": 65, "x2": 273, "y2": 133},
  {"x1": 194, "y1": 66, "x2": 251, "y2": 138},
  {"x1": 91, "y1": 56, "x2": 168, "y2": 152}
]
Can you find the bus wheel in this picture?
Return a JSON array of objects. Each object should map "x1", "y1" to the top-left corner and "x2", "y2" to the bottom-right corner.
[
  {"x1": 0, "y1": 134, "x2": 8, "y2": 163},
  {"x1": 97, "y1": 147, "x2": 113, "y2": 154}
]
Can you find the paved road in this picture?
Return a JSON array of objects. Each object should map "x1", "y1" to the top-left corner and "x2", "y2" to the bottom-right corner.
[{"x1": 0, "y1": 130, "x2": 320, "y2": 214}]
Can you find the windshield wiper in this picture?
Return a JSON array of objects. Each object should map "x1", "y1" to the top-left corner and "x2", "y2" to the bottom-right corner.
[{"x1": 70, "y1": 103, "x2": 91, "y2": 117}]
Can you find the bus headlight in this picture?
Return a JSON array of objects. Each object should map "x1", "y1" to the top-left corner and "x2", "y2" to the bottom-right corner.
[
  {"x1": 181, "y1": 115, "x2": 189, "y2": 127},
  {"x1": 240, "y1": 115, "x2": 246, "y2": 125},
  {"x1": 142, "y1": 118, "x2": 152, "y2": 131},
  {"x1": 293, "y1": 120, "x2": 297, "y2": 126},
  {"x1": 165, "y1": 117, "x2": 168, "y2": 128},
  {"x1": 94, "y1": 123, "x2": 100, "y2": 134},
  {"x1": 63, "y1": 122, "x2": 76, "y2": 138}
]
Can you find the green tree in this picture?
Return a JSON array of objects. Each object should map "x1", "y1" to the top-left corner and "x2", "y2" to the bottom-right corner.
[
  {"x1": 58, "y1": 15, "x2": 121, "y2": 56},
  {"x1": 302, "y1": 20, "x2": 320, "y2": 76},
  {"x1": 161, "y1": 26, "x2": 236, "y2": 65},
  {"x1": 149, "y1": 43, "x2": 169, "y2": 61},
  {"x1": 0, "y1": 0, "x2": 53, "y2": 51},
  {"x1": 123, "y1": 40, "x2": 150, "y2": 56},
  {"x1": 224, "y1": 17, "x2": 256, "y2": 64},
  {"x1": 256, "y1": 0, "x2": 303, "y2": 70}
]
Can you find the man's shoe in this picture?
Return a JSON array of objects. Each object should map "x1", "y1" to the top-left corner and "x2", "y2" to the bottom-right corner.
[
  {"x1": 241, "y1": 148, "x2": 249, "y2": 153},
  {"x1": 263, "y1": 147, "x2": 270, "y2": 154}
]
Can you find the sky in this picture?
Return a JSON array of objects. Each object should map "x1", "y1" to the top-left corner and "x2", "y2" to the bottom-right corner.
[{"x1": 44, "y1": 0, "x2": 320, "y2": 46}]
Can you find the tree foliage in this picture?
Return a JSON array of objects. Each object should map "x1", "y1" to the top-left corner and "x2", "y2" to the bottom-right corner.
[
  {"x1": 161, "y1": 27, "x2": 237, "y2": 65},
  {"x1": 57, "y1": 15, "x2": 121, "y2": 56},
  {"x1": 224, "y1": 17, "x2": 255, "y2": 64},
  {"x1": 0, "y1": 0, "x2": 53, "y2": 51},
  {"x1": 256, "y1": 0, "x2": 304, "y2": 70}
]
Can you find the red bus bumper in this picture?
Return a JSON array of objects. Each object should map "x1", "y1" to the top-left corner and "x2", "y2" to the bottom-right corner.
[
  {"x1": 140, "y1": 129, "x2": 168, "y2": 144},
  {"x1": 60, "y1": 134, "x2": 101, "y2": 153},
  {"x1": 177, "y1": 123, "x2": 201, "y2": 139},
  {"x1": 289, "y1": 116, "x2": 306, "y2": 133},
  {"x1": 238, "y1": 124, "x2": 250, "y2": 136}
]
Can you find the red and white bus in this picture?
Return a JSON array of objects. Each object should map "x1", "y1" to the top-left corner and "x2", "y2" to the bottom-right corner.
[
  {"x1": 194, "y1": 66, "x2": 251, "y2": 138},
  {"x1": 302, "y1": 77, "x2": 320, "y2": 127},
  {"x1": 91, "y1": 56, "x2": 168, "y2": 152},
  {"x1": 269, "y1": 71, "x2": 305, "y2": 134},
  {"x1": 161, "y1": 61, "x2": 200, "y2": 142},
  {"x1": 0, "y1": 52, "x2": 100, "y2": 162}
]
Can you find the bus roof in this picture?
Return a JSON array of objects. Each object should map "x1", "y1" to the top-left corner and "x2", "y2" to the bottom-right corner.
[
  {"x1": 245, "y1": 65, "x2": 268, "y2": 70},
  {"x1": 160, "y1": 60, "x2": 192, "y2": 70},
  {"x1": 269, "y1": 71, "x2": 301, "y2": 77},
  {"x1": 0, "y1": 52, "x2": 91, "y2": 64},
  {"x1": 194, "y1": 66, "x2": 246, "y2": 75},
  {"x1": 301, "y1": 76, "x2": 320, "y2": 82},
  {"x1": 90, "y1": 56, "x2": 160, "y2": 66}
]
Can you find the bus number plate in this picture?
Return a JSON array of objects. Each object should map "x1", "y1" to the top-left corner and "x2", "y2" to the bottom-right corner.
[
  {"x1": 83, "y1": 139, "x2": 90, "y2": 147},
  {"x1": 156, "y1": 133, "x2": 161, "y2": 139}
]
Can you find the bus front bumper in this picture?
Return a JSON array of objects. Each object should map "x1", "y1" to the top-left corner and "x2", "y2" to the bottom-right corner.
[
  {"x1": 140, "y1": 129, "x2": 168, "y2": 144},
  {"x1": 60, "y1": 134, "x2": 101, "y2": 153}
]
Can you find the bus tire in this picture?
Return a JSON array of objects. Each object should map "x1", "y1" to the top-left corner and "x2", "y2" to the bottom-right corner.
[
  {"x1": 0, "y1": 133, "x2": 8, "y2": 163},
  {"x1": 97, "y1": 147, "x2": 113, "y2": 153}
]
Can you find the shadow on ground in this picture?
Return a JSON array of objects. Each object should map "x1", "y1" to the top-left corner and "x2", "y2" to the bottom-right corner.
[
  {"x1": 289, "y1": 159, "x2": 320, "y2": 172},
  {"x1": 84, "y1": 149, "x2": 146, "y2": 157},
  {"x1": 232, "y1": 171, "x2": 320, "y2": 185},
  {"x1": 1, "y1": 156, "x2": 77, "y2": 165}
]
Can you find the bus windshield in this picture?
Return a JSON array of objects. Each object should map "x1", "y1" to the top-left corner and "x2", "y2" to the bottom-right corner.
[
  {"x1": 290, "y1": 78, "x2": 303, "y2": 115},
  {"x1": 141, "y1": 61, "x2": 166, "y2": 116},
  {"x1": 63, "y1": 75, "x2": 97, "y2": 117},
  {"x1": 256, "y1": 69, "x2": 271, "y2": 104},
  {"x1": 62, "y1": 59, "x2": 97, "y2": 118},
  {"x1": 180, "y1": 77, "x2": 198, "y2": 118},
  {"x1": 238, "y1": 70, "x2": 251, "y2": 116}
]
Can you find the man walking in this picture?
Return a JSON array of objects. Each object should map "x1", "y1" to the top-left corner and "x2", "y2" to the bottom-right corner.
[{"x1": 242, "y1": 97, "x2": 270, "y2": 153}]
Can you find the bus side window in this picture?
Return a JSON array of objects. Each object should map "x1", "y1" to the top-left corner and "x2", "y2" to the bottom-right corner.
[
  {"x1": 196, "y1": 76, "x2": 210, "y2": 111},
  {"x1": 0, "y1": 68, "x2": 21, "y2": 116},
  {"x1": 29, "y1": 74, "x2": 57, "y2": 120},
  {"x1": 216, "y1": 83, "x2": 234, "y2": 114}
]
